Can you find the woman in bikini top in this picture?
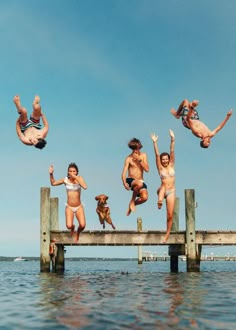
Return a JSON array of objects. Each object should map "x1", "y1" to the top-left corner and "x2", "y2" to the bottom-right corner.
[
  {"x1": 151, "y1": 130, "x2": 176, "y2": 243},
  {"x1": 49, "y1": 162, "x2": 87, "y2": 242}
]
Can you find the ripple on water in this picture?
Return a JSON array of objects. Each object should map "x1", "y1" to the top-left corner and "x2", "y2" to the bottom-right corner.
[{"x1": 0, "y1": 261, "x2": 236, "y2": 329}]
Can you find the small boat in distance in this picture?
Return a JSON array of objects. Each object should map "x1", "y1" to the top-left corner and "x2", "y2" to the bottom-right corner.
[{"x1": 13, "y1": 257, "x2": 28, "y2": 262}]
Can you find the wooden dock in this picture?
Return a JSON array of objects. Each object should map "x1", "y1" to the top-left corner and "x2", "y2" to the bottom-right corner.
[{"x1": 40, "y1": 187, "x2": 236, "y2": 273}]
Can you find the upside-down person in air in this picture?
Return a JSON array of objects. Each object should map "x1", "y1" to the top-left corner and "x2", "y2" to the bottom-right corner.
[
  {"x1": 171, "y1": 99, "x2": 232, "y2": 148},
  {"x1": 13, "y1": 95, "x2": 48, "y2": 149}
]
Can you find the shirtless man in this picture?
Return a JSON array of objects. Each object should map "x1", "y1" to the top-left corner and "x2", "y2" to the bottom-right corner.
[
  {"x1": 121, "y1": 138, "x2": 149, "y2": 216},
  {"x1": 171, "y1": 99, "x2": 232, "y2": 148},
  {"x1": 13, "y1": 95, "x2": 49, "y2": 149}
]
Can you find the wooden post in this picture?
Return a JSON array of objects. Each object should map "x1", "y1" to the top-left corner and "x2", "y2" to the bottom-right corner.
[
  {"x1": 50, "y1": 197, "x2": 59, "y2": 231},
  {"x1": 50, "y1": 197, "x2": 59, "y2": 272},
  {"x1": 40, "y1": 187, "x2": 51, "y2": 272},
  {"x1": 185, "y1": 189, "x2": 200, "y2": 272},
  {"x1": 56, "y1": 244, "x2": 65, "y2": 272},
  {"x1": 169, "y1": 197, "x2": 182, "y2": 272},
  {"x1": 137, "y1": 218, "x2": 143, "y2": 264}
]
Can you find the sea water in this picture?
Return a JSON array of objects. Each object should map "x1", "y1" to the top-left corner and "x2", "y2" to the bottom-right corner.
[{"x1": 1, "y1": 259, "x2": 236, "y2": 329}]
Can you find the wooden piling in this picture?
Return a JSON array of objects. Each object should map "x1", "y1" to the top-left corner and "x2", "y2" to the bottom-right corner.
[
  {"x1": 169, "y1": 197, "x2": 185, "y2": 272},
  {"x1": 50, "y1": 197, "x2": 59, "y2": 231},
  {"x1": 40, "y1": 187, "x2": 51, "y2": 272},
  {"x1": 137, "y1": 218, "x2": 143, "y2": 264},
  {"x1": 185, "y1": 189, "x2": 200, "y2": 272},
  {"x1": 55, "y1": 244, "x2": 65, "y2": 272},
  {"x1": 50, "y1": 197, "x2": 59, "y2": 271}
]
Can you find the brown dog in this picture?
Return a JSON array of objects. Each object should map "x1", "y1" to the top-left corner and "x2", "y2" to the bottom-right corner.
[{"x1": 95, "y1": 194, "x2": 116, "y2": 230}]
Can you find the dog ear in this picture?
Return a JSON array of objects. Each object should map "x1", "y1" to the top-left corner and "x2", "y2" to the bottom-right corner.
[
  {"x1": 105, "y1": 195, "x2": 109, "y2": 200},
  {"x1": 95, "y1": 195, "x2": 99, "y2": 201}
]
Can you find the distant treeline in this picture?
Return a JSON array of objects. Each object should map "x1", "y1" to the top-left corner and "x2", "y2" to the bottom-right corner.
[{"x1": 0, "y1": 256, "x2": 135, "y2": 261}]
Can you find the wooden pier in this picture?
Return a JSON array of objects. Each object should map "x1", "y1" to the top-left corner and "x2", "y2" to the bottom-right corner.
[{"x1": 40, "y1": 187, "x2": 236, "y2": 273}]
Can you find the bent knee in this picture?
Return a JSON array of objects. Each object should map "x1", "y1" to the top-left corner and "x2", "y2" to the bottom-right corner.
[
  {"x1": 143, "y1": 196, "x2": 148, "y2": 202},
  {"x1": 141, "y1": 192, "x2": 148, "y2": 202},
  {"x1": 79, "y1": 224, "x2": 86, "y2": 231}
]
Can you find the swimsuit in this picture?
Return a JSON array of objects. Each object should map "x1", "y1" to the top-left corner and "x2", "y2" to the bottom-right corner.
[
  {"x1": 126, "y1": 178, "x2": 147, "y2": 190},
  {"x1": 20, "y1": 116, "x2": 41, "y2": 132},
  {"x1": 65, "y1": 203, "x2": 82, "y2": 213},
  {"x1": 181, "y1": 106, "x2": 199, "y2": 129},
  {"x1": 164, "y1": 190, "x2": 175, "y2": 198},
  {"x1": 160, "y1": 169, "x2": 175, "y2": 179},
  {"x1": 64, "y1": 177, "x2": 81, "y2": 192},
  {"x1": 64, "y1": 177, "x2": 82, "y2": 212}
]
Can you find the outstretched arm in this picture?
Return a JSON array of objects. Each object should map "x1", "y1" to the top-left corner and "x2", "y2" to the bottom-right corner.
[
  {"x1": 210, "y1": 109, "x2": 233, "y2": 137},
  {"x1": 151, "y1": 133, "x2": 161, "y2": 174},
  {"x1": 169, "y1": 129, "x2": 175, "y2": 164},
  {"x1": 49, "y1": 165, "x2": 64, "y2": 186},
  {"x1": 16, "y1": 120, "x2": 32, "y2": 145}
]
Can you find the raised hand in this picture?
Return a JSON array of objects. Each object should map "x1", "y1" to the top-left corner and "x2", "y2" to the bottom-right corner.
[{"x1": 151, "y1": 133, "x2": 158, "y2": 143}]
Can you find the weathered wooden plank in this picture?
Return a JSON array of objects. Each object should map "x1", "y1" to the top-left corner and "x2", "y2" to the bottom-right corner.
[
  {"x1": 50, "y1": 230, "x2": 236, "y2": 246},
  {"x1": 50, "y1": 230, "x2": 186, "y2": 245},
  {"x1": 195, "y1": 232, "x2": 236, "y2": 245}
]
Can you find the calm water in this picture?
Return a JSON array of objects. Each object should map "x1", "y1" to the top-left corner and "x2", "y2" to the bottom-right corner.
[{"x1": 1, "y1": 259, "x2": 236, "y2": 329}]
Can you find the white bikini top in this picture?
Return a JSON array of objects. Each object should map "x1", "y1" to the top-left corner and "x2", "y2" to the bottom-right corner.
[
  {"x1": 64, "y1": 177, "x2": 81, "y2": 192},
  {"x1": 160, "y1": 168, "x2": 175, "y2": 179}
]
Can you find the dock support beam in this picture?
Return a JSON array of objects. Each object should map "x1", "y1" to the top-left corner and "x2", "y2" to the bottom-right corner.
[
  {"x1": 137, "y1": 217, "x2": 143, "y2": 264},
  {"x1": 185, "y1": 189, "x2": 201, "y2": 272},
  {"x1": 169, "y1": 197, "x2": 185, "y2": 272},
  {"x1": 40, "y1": 187, "x2": 51, "y2": 272},
  {"x1": 50, "y1": 197, "x2": 59, "y2": 272},
  {"x1": 55, "y1": 244, "x2": 65, "y2": 272}
]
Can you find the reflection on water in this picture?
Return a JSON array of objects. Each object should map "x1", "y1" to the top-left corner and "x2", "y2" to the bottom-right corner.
[
  {"x1": 38, "y1": 273, "x2": 91, "y2": 328},
  {"x1": 0, "y1": 260, "x2": 236, "y2": 329}
]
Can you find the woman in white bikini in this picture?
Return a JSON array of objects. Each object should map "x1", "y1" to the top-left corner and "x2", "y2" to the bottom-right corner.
[
  {"x1": 49, "y1": 163, "x2": 87, "y2": 242},
  {"x1": 151, "y1": 130, "x2": 176, "y2": 243}
]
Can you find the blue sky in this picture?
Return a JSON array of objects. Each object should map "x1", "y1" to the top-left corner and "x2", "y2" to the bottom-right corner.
[{"x1": 0, "y1": 0, "x2": 235, "y2": 259}]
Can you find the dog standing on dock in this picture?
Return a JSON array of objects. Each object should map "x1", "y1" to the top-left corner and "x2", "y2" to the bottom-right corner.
[{"x1": 95, "y1": 194, "x2": 116, "y2": 230}]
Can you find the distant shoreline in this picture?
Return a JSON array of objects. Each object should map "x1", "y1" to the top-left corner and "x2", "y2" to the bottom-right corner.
[{"x1": 1, "y1": 256, "x2": 236, "y2": 262}]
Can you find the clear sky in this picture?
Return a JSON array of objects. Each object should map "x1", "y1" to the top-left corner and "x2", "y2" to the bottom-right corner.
[{"x1": 0, "y1": 0, "x2": 235, "y2": 259}]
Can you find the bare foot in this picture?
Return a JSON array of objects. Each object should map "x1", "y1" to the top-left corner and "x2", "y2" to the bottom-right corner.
[
  {"x1": 170, "y1": 108, "x2": 180, "y2": 118},
  {"x1": 129, "y1": 200, "x2": 136, "y2": 212},
  {"x1": 13, "y1": 95, "x2": 20, "y2": 105},
  {"x1": 157, "y1": 200, "x2": 163, "y2": 209},
  {"x1": 74, "y1": 229, "x2": 80, "y2": 243},
  {"x1": 33, "y1": 95, "x2": 40, "y2": 105},
  {"x1": 162, "y1": 233, "x2": 170, "y2": 244},
  {"x1": 126, "y1": 207, "x2": 132, "y2": 216},
  {"x1": 126, "y1": 204, "x2": 136, "y2": 216},
  {"x1": 13, "y1": 95, "x2": 22, "y2": 113}
]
